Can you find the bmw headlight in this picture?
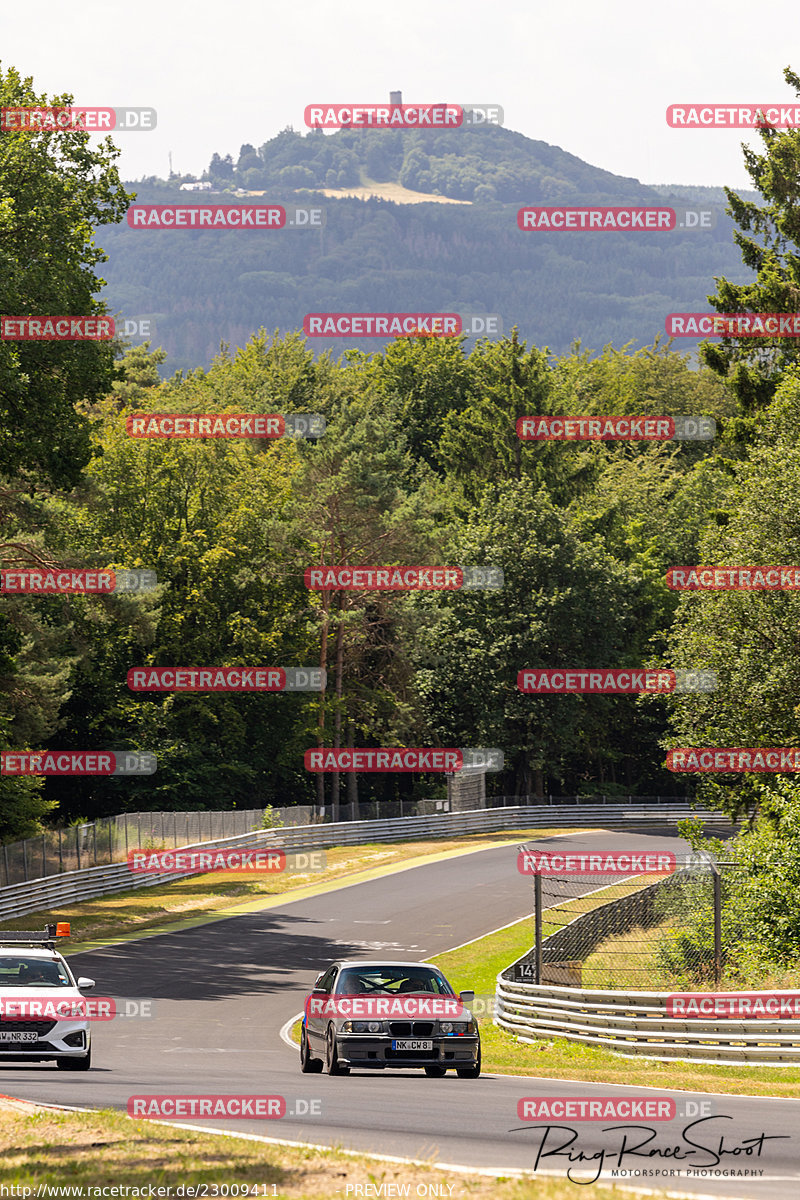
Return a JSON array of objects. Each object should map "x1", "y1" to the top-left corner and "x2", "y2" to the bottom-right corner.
[{"x1": 344, "y1": 1020, "x2": 384, "y2": 1033}]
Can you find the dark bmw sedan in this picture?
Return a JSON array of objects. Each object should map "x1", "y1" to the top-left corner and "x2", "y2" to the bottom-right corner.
[{"x1": 300, "y1": 959, "x2": 480, "y2": 1077}]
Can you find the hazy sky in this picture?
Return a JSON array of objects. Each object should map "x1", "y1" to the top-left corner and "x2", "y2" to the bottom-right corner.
[{"x1": 2, "y1": 0, "x2": 796, "y2": 189}]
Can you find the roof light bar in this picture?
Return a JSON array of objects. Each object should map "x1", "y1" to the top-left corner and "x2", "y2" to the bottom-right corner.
[{"x1": 0, "y1": 923, "x2": 70, "y2": 948}]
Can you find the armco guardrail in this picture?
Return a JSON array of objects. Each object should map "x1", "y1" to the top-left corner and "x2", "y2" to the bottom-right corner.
[
  {"x1": 494, "y1": 975, "x2": 800, "y2": 1066},
  {"x1": 0, "y1": 802, "x2": 731, "y2": 925},
  {"x1": 495, "y1": 862, "x2": 797, "y2": 1066},
  {"x1": 0, "y1": 796, "x2": 704, "y2": 886},
  {"x1": 265, "y1": 803, "x2": 732, "y2": 851}
]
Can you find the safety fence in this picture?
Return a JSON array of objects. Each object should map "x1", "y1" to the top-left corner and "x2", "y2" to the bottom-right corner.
[
  {"x1": 0, "y1": 802, "x2": 732, "y2": 924},
  {"x1": 0, "y1": 796, "x2": 707, "y2": 887},
  {"x1": 0, "y1": 806, "x2": 313, "y2": 887},
  {"x1": 495, "y1": 857, "x2": 800, "y2": 1065},
  {"x1": 513, "y1": 858, "x2": 744, "y2": 990}
]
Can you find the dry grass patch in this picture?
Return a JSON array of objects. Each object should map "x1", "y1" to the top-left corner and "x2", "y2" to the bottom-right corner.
[{"x1": 0, "y1": 1102, "x2": 663, "y2": 1199}]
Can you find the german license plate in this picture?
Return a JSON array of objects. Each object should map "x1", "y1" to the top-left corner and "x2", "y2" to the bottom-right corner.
[
  {"x1": 0, "y1": 1031, "x2": 37, "y2": 1043},
  {"x1": 392, "y1": 1039, "x2": 432, "y2": 1051}
]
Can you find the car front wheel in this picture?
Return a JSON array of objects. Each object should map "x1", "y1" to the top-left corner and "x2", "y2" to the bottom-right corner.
[
  {"x1": 300, "y1": 1026, "x2": 323, "y2": 1073},
  {"x1": 456, "y1": 1046, "x2": 480, "y2": 1079},
  {"x1": 325, "y1": 1026, "x2": 349, "y2": 1075},
  {"x1": 57, "y1": 1048, "x2": 91, "y2": 1071}
]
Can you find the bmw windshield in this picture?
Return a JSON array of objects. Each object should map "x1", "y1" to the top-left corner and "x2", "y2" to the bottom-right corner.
[{"x1": 335, "y1": 966, "x2": 455, "y2": 995}]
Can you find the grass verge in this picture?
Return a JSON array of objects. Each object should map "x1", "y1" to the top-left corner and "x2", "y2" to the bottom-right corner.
[{"x1": 0, "y1": 1099, "x2": 666, "y2": 1198}]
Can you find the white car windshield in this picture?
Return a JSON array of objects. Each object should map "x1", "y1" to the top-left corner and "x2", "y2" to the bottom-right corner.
[
  {"x1": 336, "y1": 967, "x2": 454, "y2": 995},
  {"x1": 0, "y1": 956, "x2": 71, "y2": 987}
]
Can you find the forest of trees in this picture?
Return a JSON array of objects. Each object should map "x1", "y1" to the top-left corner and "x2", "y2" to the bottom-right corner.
[
  {"x1": 201, "y1": 122, "x2": 653, "y2": 201},
  {"x1": 6, "y1": 55, "x2": 800, "y2": 974}
]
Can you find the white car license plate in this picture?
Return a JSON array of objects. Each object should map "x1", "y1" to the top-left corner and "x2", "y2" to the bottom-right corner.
[
  {"x1": 392, "y1": 1039, "x2": 432, "y2": 1051},
  {"x1": 0, "y1": 1031, "x2": 37, "y2": 1043}
]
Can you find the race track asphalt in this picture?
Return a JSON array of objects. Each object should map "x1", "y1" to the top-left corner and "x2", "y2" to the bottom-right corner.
[{"x1": 3, "y1": 828, "x2": 799, "y2": 1198}]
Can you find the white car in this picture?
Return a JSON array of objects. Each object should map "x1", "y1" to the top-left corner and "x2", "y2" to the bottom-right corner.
[{"x1": 0, "y1": 925, "x2": 94, "y2": 1070}]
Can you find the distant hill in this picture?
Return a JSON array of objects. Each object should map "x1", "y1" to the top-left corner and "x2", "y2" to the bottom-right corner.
[
  {"x1": 200, "y1": 123, "x2": 659, "y2": 204},
  {"x1": 97, "y1": 124, "x2": 757, "y2": 374}
]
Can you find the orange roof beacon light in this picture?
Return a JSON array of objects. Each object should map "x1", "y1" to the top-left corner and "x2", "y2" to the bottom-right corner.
[{"x1": 55, "y1": 922, "x2": 71, "y2": 938}]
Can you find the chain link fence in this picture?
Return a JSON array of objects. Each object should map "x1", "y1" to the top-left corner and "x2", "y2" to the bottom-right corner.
[
  {"x1": 512, "y1": 856, "x2": 746, "y2": 990},
  {"x1": 0, "y1": 807, "x2": 315, "y2": 886},
  {"x1": 417, "y1": 793, "x2": 691, "y2": 813}
]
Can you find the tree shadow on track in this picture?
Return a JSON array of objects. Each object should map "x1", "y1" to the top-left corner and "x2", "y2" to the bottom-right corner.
[{"x1": 64, "y1": 909, "x2": 380, "y2": 1002}]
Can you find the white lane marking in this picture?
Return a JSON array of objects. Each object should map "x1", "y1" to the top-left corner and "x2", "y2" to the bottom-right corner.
[
  {"x1": 279, "y1": 1013, "x2": 301, "y2": 1050},
  {"x1": 485, "y1": 1069, "x2": 800, "y2": 1102},
  {"x1": 353, "y1": 920, "x2": 391, "y2": 924},
  {"x1": 162, "y1": 1047, "x2": 250, "y2": 1053},
  {"x1": 433, "y1": 912, "x2": 532, "y2": 955}
]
